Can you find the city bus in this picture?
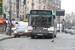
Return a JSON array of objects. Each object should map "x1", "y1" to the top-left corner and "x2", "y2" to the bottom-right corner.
[{"x1": 27, "y1": 10, "x2": 57, "y2": 38}]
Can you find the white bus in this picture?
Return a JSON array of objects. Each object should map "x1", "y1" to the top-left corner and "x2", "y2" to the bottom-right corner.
[{"x1": 27, "y1": 10, "x2": 57, "y2": 38}]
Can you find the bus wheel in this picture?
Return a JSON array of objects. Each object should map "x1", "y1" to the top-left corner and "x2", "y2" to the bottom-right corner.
[
  {"x1": 18, "y1": 36, "x2": 20, "y2": 38},
  {"x1": 31, "y1": 36, "x2": 35, "y2": 39},
  {"x1": 54, "y1": 35, "x2": 56, "y2": 38},
  {"x1": 14, "y1": 36, "x2": 17, "y2": 38},
  {"x1": 27, "y1": 35, "x2": 29, "y2": 37}
]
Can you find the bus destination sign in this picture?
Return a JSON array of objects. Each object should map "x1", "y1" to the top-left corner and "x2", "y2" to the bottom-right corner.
[{"x1": 30, "y1": 10, "x2": 52, "y2": 15}]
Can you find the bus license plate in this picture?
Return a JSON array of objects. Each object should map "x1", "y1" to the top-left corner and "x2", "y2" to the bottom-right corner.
[{"x1": 37, "y1": 34, "x2": 43, "y2": 35}]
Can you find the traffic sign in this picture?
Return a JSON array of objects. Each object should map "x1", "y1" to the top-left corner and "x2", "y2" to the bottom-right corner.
[
  {"x1": 62, "y1": 23, "x2": 65, "y2": 25},
  {"x1": 56, "y1": 10, "x2": 65, "y2": 16}
]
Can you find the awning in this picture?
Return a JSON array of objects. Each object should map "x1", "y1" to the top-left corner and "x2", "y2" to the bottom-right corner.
[
  {"x1": 0, "y1": 20, "x2": 3, "y2": 23},
  {"x1": 0, "y1": 18, "x2": 5, "y2": 22}
]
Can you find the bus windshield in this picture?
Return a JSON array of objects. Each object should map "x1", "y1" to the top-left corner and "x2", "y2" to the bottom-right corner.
[{"x1": 31, "y1": 16, "x2": 52, "y2": 27}]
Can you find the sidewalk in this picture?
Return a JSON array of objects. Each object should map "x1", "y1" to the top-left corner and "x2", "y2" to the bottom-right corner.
[{"x1": 0, "y1": 33, "x2": 14, "y2": 41}]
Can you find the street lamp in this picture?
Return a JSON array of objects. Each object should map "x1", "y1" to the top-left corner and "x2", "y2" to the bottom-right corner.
[
  {"x1": 4, "y1": 4, "x2": 10, "y2": 23},
  {"x1": 4, "y1": 4, "x2": 8, "y2": 19},
  {"x1": 4, "y1": 0, "x2": 12, "y2": 36}
]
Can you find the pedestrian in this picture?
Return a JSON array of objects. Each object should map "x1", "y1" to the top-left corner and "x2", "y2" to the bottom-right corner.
[
  {"x1": 6, "y1": 23, "x2": 10, "y2": 35},
  {"x1": 5, "y1": 22, "x2": 7, "y2": 33}
]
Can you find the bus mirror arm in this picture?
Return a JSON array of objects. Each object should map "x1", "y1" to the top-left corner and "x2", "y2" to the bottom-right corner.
[{"x1": 53, "y1": 15, "x2": 55, "y2": 19}]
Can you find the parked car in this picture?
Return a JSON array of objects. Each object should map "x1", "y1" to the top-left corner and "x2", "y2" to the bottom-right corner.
[
  {"x1": 12, "y1": 21, "x2": 28, "y2": 32},
  {"x1": 70, "y1": 26, "x2": 75, "y2": 35},
  {"x1": 13, "y1": 25, "x2": 29, "y2": 38},
  {"x1": 65, "y1": 27, "x2": 72, "y2": 34}
]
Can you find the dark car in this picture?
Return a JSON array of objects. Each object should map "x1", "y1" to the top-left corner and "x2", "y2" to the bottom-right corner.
[{"x1": 13, "y1": 25, "x2": 29, "y2": 38}]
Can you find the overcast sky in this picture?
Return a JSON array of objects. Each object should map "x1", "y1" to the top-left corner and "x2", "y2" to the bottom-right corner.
[{"x1": 61, "y1": 0, "x2": 75, "y2": 13}]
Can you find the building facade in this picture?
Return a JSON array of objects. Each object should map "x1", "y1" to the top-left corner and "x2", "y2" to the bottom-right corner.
[
  {"x1": 26, "y1": 0, "x2": 61, "y2": 22},
  {"x1": 3, "y1": 0, "x2": 17, "y2": 19},
  {"x1": 3, "y1": 0, "x2": 25, "y2": 20},
  {"x1": 3, "y1": 0, "x2": 61, "y2": 21}
]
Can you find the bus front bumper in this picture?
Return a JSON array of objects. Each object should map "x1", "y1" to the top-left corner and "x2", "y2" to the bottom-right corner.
[{"x1": 28, "y1": 30, "x2": 54, "y2": 36}]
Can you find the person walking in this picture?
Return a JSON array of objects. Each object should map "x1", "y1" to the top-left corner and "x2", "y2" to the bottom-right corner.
[{"x1": 6, "y1": 23, "x2": 10, "y2": 35}]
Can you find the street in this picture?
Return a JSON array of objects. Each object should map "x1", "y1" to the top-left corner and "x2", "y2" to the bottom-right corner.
[{"x1": 0, "y1": 32, "x2": 75, "y2": 50}]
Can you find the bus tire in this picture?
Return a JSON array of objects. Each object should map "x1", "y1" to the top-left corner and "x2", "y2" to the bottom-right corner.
[
  {"x1": 27, "y1": 35, "x2": 29, "y2": 37},
  {"x1": 18, "y1": 36, "x2": 20, "y2": 38},
  {"x1": 14, "y1": 36, "x2": 17, "y2": 38},
  {"x1": 54, "y1": 35, "x2": 56, "y2": 38}
]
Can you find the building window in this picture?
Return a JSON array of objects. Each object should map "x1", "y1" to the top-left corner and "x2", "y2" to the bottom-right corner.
[
  {"x1": 59, "y1": 5, "x2": 61, "y2": 8},
  {"x1": 28, "y1": 1, "x2": 29, "y2": 4},
  {"x1": 23, "y1": 5, "x2": 24, "y2": 7},
  {"x1": 56, "y1": 0, "x2": 59, "y2": 5},
  {"x1": 38, "y1": 0, "x2": 41, "y2": 4},
  {"x1": 39, "y1": 5, "x2": 41, "y2": 10},
  {"x1": 59, "y1": 1, "x2": 61, "y2": 6},
  {"x1": 43, "y1": 0, "x2": 46, "y2": 4},
  {"x1": 43, "y1": 6, "x2": 45, "y2": 9},
  {"x1": 16, "y1": 0, "x2": 19, "y2": 2},
  {"x1": 11, "y1": 6, "x2": 12, "y2": 8},
  {"x1": 23, "y1": 15, "x2": 24, "y2": 20},
  {"x1": 52, "y1": 0, "x2": 55, "y2": 3},
  {"x1": 32, "y1": 5, "x2": 34, "y2": 9},
  {"x1": 32, "y1": 0, "x2": 34, "y2": 9},
  {"x1": 32, "y1": 0, "x2": 34, "y2": 3},
  {"x1": 14, "y1": 3, "x2": 15, "y2": 5},
  {"x1": 20, "y1": 4, "x2": 21, "y2": 6},
  {"x1": 23, "y1": 12, "x2": 24, "y2": 14},
  {"x1": 11, "y1": 2, "x2": 12, "y2": 4}
]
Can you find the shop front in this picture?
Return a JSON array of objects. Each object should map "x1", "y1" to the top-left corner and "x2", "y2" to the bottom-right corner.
[{"x1": 0, "y1": 18, "x2": 6, "y2": 33}]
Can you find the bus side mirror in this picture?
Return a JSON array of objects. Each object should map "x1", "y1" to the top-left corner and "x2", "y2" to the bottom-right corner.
[{"x1": 53, "y1": 15, "x2": 55, "y2": 19}]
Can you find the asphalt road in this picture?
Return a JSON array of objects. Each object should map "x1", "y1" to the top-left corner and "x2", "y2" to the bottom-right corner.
[{"x1": 0, "y1": 32, "x2": 75, "y2": 50}]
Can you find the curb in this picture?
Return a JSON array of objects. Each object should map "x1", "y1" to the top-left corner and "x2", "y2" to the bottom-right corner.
[{"x1": 0, "y1": 36, "x2": 14, "y2": 41}]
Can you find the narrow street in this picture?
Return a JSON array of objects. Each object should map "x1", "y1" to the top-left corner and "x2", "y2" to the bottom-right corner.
[{"x1": 0, "y1": 32, "x2": 75, "y2": 50}]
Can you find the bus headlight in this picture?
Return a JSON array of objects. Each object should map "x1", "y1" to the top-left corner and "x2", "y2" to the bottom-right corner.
[
  {"x1": 48, "y1": 27, "x2": 54, "y2": 31},
  {"x1": 28, "y1": 26, "x2": 33, "y2": 30},
  {"x1": 14, "y1": 31, "x2": 17, "y2": 33}
]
